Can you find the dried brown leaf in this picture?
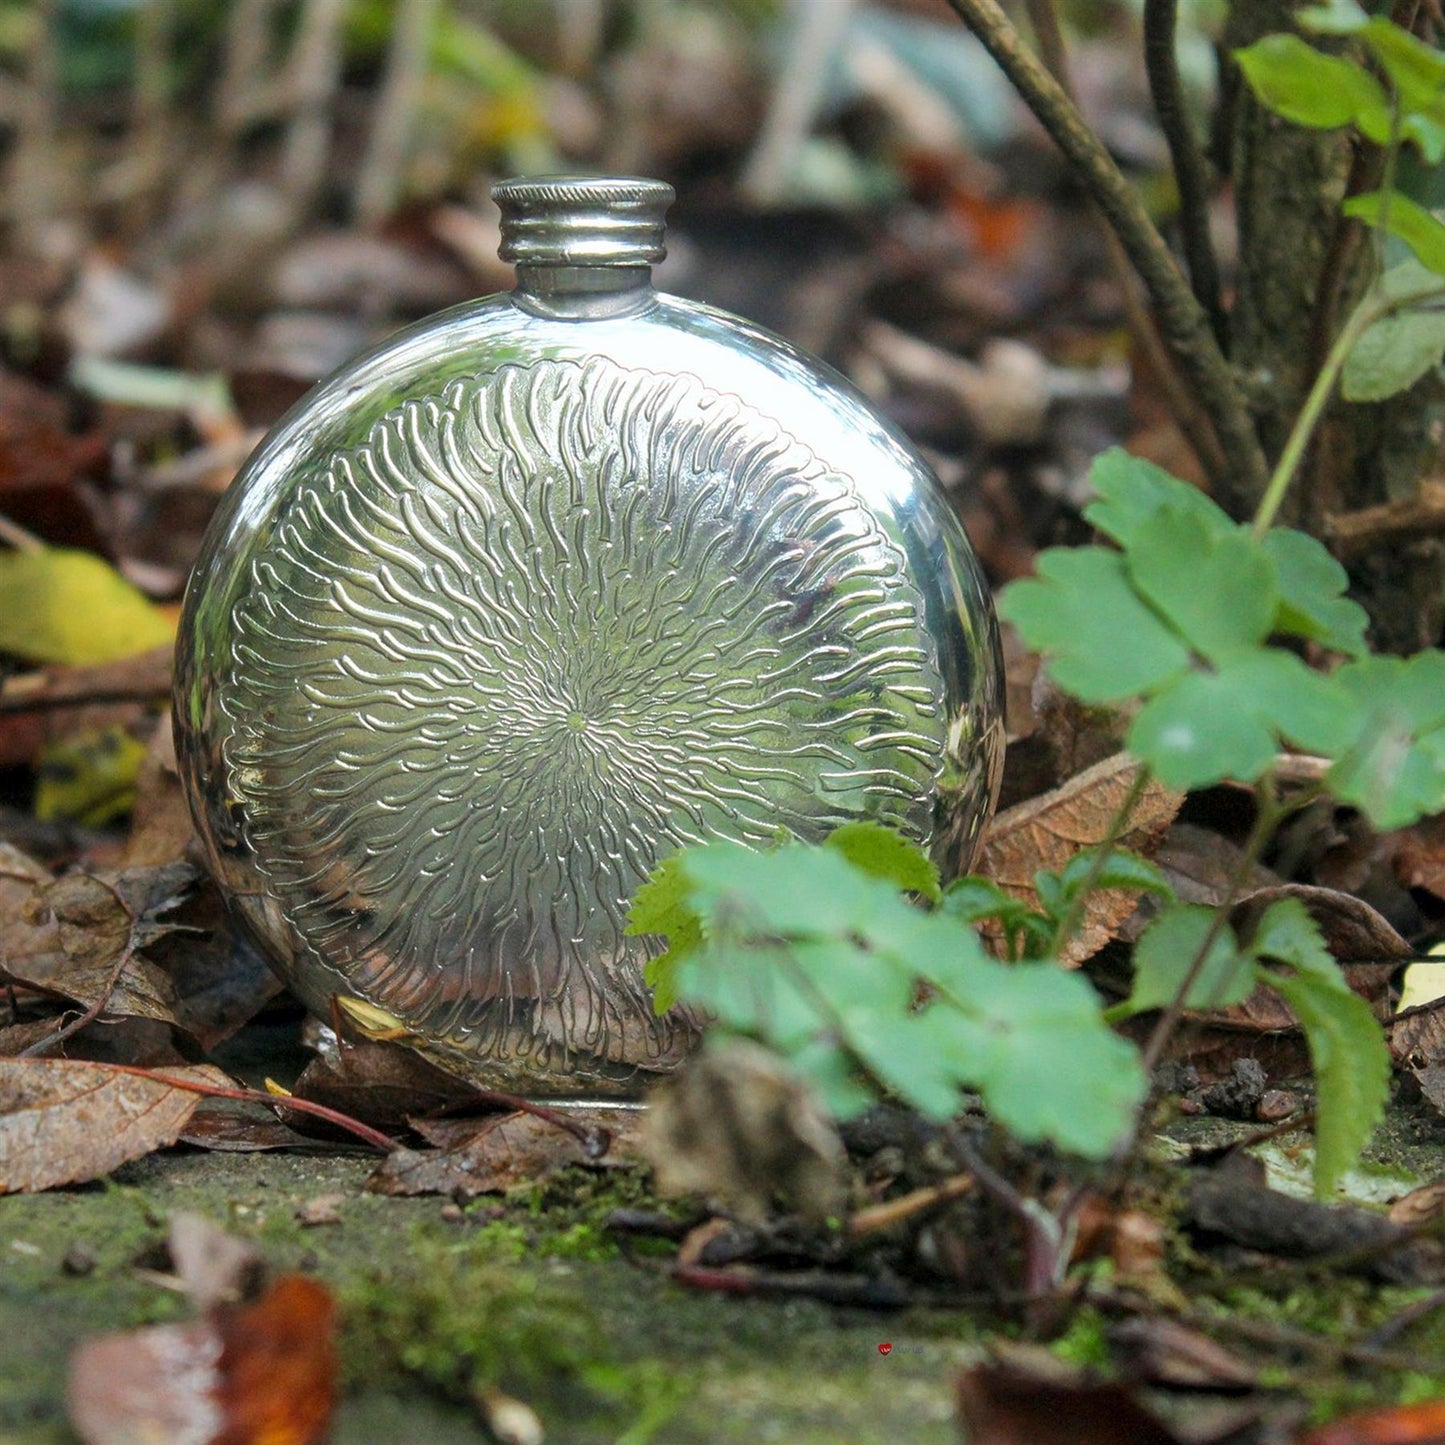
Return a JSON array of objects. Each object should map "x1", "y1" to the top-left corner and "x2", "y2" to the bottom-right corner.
[
  {"x1": 978, "y1": 752, "x2": 1181, "y2": 964},
  {"x1": 368, "y1": 1108, "x2": 633, "y2": 1199},
  {"x1": 0, "y1": 1059, "x2": 228, "y2": 1193},
  {"x1": 289, "y1": 1032, "x2": 477, "y2": 1132},
  {"x1": 1106, "y1": 1316, "x2": 1258, "y2": 1391},
  {"x1": 1390, "y1": 999, "x2": 1445, "y2": 1067},
  {"x1": 641, "y1": 1038, "x2": 846, "y2": 1222},
  {"x1": 0, "y1": 862, "x2": 198, "y2": 1028}
]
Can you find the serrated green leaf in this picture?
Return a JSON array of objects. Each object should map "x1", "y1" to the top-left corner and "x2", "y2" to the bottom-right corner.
[
  {"x1": 1127, "y1": 510, "x2": 1277, "y2": 664},
  {"x1": 824, "y1": 820, "x2": 940, "y2": 902},
  {"x1": 1343, "y1": 191, "x2": 1445, "y2": 274},
  {"x1": 1247, "y1": 897, "x2": 1337, "y2": 979},
  {"x1": 628, "y1": 853, "x2": 703, "y2": 1015},
  {"x1": 1128, "y1": 650, "x2": 1357, "y2": 790},
  {"x1": 1264, "y1": 968, "x2": 1389, "y2": 1196},
  {"x1": 940, "y1": 877, "x2": 1052, "y2": 958},
  {"x1": 1056, "y1": 848, "x2": 1175, "y2": 903},
  {"x1": 1000, "y1": 548, "x2": 1192, "y2": 703},
  {"x1": 1261, "y1": 529, "x2": 1370, "y2": 655},
  {"x1": 1235, "y1": 35, "x2": 1393, "y2": 139},
  {"x1": 960, "y1": 967, "x2": 1147, "y2": 1158},
  {"x1": 681, "y1": 840, "x2": 920, "y2": 943},
  {"x1": 1343, "y1": 258, "x2": 1445, "y2": 402},
  {"x1": 1328, "y1": 652, "x2": 1445, "y2": 828},
  {"x1": 1115, "y1": 903, "x2": 1254, "y2": 1016},
  {"x1": 1083, "y1": 447, "x2": 1233, "y2": 548}
]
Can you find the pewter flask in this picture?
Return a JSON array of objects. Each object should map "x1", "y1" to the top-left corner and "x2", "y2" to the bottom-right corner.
[{"x1": 173, "y1": 176, "x2": 1005, "y2": 1095}]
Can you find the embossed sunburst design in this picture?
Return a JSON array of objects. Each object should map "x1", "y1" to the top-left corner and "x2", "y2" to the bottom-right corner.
[{"x1": 221, "y1": 357, "x2": 946, "y2": 1068}]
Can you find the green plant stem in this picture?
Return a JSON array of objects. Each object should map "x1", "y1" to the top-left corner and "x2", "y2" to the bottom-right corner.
[
  {"x1": 1049, "y1": 763, "x2": 1154, "y2": 954},
  {"x1": 942, "y1": 0, "x2": 1268, "y2": 516},
  {"x1": 1250, "y1": 281, "x2": 1445, "y2": 537},
  {"x1": 1143, "y1": 0, "x2": 1227, "y2": 346},
  {"x1": 1136, "y1": 777, "x2": 1282, "y2": 1078}
]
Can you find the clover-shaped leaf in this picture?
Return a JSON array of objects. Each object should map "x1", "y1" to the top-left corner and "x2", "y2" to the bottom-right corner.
[{"x1": 999, "y1": 548, "x2": 1191, "y2": 703}]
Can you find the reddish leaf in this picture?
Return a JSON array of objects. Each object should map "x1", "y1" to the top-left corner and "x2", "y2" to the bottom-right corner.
[
  {"x1": 1294, "y1": 1398, "x2": 1445, "y2": 1444},
  {"x1": 67, "y1": 1275, "x2": 336, "y2": 1445},
  {"x1": 956, "y1": 1356, "x2": 1183, "y2": 1445}
]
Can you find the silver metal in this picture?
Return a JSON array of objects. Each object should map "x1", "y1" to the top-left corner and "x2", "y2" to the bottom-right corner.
[{"x1": 173, "y1": 175, "x2": 1005, "y2": 1096}]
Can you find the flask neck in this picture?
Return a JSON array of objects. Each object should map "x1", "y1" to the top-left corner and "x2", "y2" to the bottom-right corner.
[{"x1": 512, "y1": 263, "x2": 656, "y2": 319}]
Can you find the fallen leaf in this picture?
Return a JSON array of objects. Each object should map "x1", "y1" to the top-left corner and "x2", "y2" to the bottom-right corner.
[
  {"x1": 0, "y1": 1059, "x2": 228, "y2": 1193},
  {"x1": 0, "y1": 861, "x2": 198, "y2": 1030},
  {"x1": 368, "y1": 1108, "x2": 632, "y2": 1199},
  {"x1": 1391, "y1": 999, "x2": 1445, "y2": 1067},
  {"x1": 978, "y1": 752, "x2": 1181, "y2": 964},
  {"x1": 1294, "y1": 1398, "x2": 1445, "y2": 1445},
  {"x1": 67, "y1": 1274, "x2": 336, "y2": 1445},
  {"x1": 178, "y1": 1105, "x2": 345, "y2": 1155},
  {"x1": 1393, "y1": 815, "x2": 1445, "y2": 903},
  {"x1": 641, "y1": 1038, "x2": 846, "y2": 1223},
  {"x1": 0, "y1": 545, "x2": 175, "y2": 665},
  {"x1": 289, "y1": 1031, "x2": 478, "y2": 1133},
  {"x1": 956, "y1": 1351, "x2": 1183, "y2": 1445}
]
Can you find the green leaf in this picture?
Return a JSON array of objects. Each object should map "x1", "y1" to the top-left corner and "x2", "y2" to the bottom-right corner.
[
  {"x1": 999, "y1": 548, "x2": 1191, "y2": 704},
  {"x1": 1114, "y1": 904, "x2": 1255, "y2": 1017},
  {"x1": 1083, "y1": 447, "x2": 1233, "y2": 548},
  {"x1": 1128, "y1": 650, "x2": 1358, "y2": 790},
  {"x1": 1056, "y1": 848, "x2": 1175, "y2": 904},
  {"x1": 1343, "y1": 257, "x2": 1445, "y2": 402},
  {"x1": 940, "y1": 877, "x2": 1052, "y2": 958},
  {"x1": 1343, "y1": 191, "x2": 1445, "y2": 275},
  {"x1": 1126, "y1": 510, "x2": 1277, "y2": 664},
  {"x1": 627, "y1": 854, "x2": 703, "y2": 1015},
  {"x1": 1235, "y1": 35, "x2": 1393, "y2": 139},
  {"x1": 957, "y1": 965, "x2": 1147, "y2": 1158},
  {"x1": 1263, "y1": 967, "x2": 1390, "y2": 1196},
  {"x1": 1327, "y1": 652, "x2": 1445, "y2": 828},
  {"x1": 1247, "y1": 897, "x2": 1336, "y2": 979},
  {"x1": 655, "y1": 838, "x2": 1147, "y2": 1158},
  {"x1": 824, "y1": 820, "x2": 941, "y2": 902},
  {"x1": 1260, "y1": 529, "x2": 1370, "y2": 656}
]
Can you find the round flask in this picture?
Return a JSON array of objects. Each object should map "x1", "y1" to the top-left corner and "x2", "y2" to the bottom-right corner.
[{"x1": 173, "y1": 176, "x2": 1005, "y2": 1094}]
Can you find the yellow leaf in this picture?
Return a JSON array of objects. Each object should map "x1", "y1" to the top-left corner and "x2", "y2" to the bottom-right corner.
[
  {"x1": 34, "y1": 725, "x2": 148, "y2": 826},
  {"x1": 0, "y1": 547, "x2": 174, "y2": 665}
]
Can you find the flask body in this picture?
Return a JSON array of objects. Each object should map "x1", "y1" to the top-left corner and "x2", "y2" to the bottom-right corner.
[{"x1": 174, "y1": 190, "x2": 1004, "y2": 1093}]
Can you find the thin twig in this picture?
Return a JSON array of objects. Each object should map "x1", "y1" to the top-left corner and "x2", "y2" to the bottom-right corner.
[
  {"x1": 10, "y1": 0, "x2": 59, "y2": 254},
  {"x1": 280, "y1": 0, "x2": 350, "y2": 213},
  {"x1": 1021, "y1": 0, "x2": 1229, "y2": 484},
  {"x1": 354, "y1": 0, "x2": 443, "y2": 230},
  {"x1": 1137, "y1": 776, "x2": 1281, "y2": 1076},
  {"x1": 0, "y1": 514, "x2": 44, "y2": 552},
  {"x1": 942, "y1": 0, "x2": 1267, "y2": 516},
  {"x1": 1143, "y1": 0, "x2": 1226, "y2": 347},
  {"x1": 125, "y1": 0, "x2": 175, "y2": 231},
  {"x1": 24, "y1": 1059, "x2": 397, "y2": 1152},
  {"x1": 847, "y1": 1173, "x2": 976, "y2": 1238}
]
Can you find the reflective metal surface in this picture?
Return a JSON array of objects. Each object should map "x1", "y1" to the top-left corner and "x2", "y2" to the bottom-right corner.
[{"x1": 173, "y1": 176, "x2": 1005, "y2": 1094}]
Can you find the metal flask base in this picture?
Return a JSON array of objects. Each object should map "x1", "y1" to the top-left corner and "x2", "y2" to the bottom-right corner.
[{"x1": 172, "y1": 176, "x2": 1005, "y2": 1097}]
